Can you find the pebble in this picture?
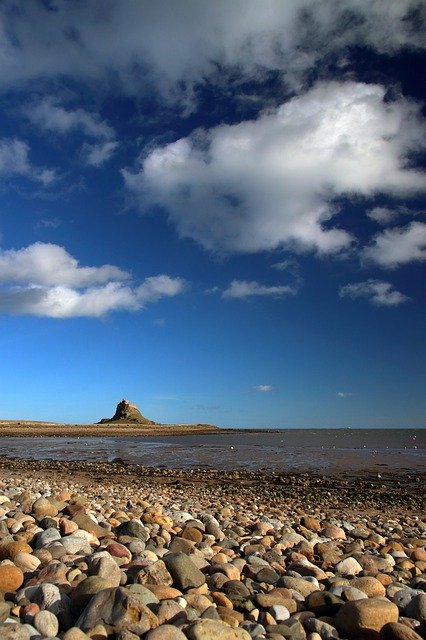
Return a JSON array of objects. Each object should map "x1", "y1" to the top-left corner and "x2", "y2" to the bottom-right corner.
[{"x1": 0, "y1": 465, "x2": 423, "y2": 640}]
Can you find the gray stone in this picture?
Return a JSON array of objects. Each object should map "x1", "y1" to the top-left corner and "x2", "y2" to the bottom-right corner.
[
  {"x1": 164, "y1": 552, "x2": 206, "y2": 590},
  {"x1": 305, "y1": 618, "x2": 339, "y2": 640},
  {"x1": 76, "y1": 586, "x2": 158, "y2": 635},
  {"x1": 60, "y1": 536, "x2": 92, "y2": 555},
  {"x1": 116, "y1": 521, "x2": 149, "y2": 541},
  {"x1": 127, "y1": 583, "x2": 160, "y2": 606},
  {"x1": 0, "y1": 624, "x2": 31, "y2": 640},
  {"x1": 33, "y1": 610, "x2": 59, "y2": 637},
  {"x1": 186, "y1": 618, "x2": 252, "y2": 639},
  {"x1": 88, "y1": 551, "x2": 122, "y2": 586},
  {"x1": 36, "y1": 527, "x2": 61, "y2": 548},
  {"x1": 406, "y1": 593, "x2": 426, "y2": 622}
]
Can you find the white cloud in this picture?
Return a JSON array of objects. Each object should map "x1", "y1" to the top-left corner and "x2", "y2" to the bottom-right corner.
[
  {"x1": 339, "y1": 279, "x2": 410, "y2": 306},
  {"x1": 0, "y1": 138, "x2": 55, "y2": 184},
  {"x1": 367, "y1": 206, "x2": 401, "y2": 225},
  {"x1": 82, "y1": 141, "x2": 118, "y2": 167},
  {"x1": 363, "y1": 222, "x2": 426, "y2": 268},
  {"x1": 0, "y1": 1, "x2": 423, "y2": 102},
  {"x1": 222, "y1": 280, "x2": 297, "y2": 299},
  {"x1": 25, "y1": 97, "x2": 118, "y2": 166},
  {"x1": 337, "y1": 391, "x2": 355, "y2": 398},
  {"x1": 0, "y1": 242, "x2": 185, "y2": 318},
  {"x1": 0, "y1": 242, "x2": 129, "y2": 287},
  {"x1": 26, "y1": 97, "x2": 114, "y2": 139},
  {"x1": 253, "y1": 385, "x2": 274, "y2": 393},
  {"x1": 124, "y1": 82, "x2": 425, "y2": 255}
]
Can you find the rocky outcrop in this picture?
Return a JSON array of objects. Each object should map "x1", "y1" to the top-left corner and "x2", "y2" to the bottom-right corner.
[{"x1": 99, "y1": 399, "x2": 155, "y2": 425}]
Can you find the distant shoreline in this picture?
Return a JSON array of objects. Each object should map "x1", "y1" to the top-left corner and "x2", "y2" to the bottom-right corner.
[{"x1": 0, "y1": 420, "x2": 423, "y2": 437}]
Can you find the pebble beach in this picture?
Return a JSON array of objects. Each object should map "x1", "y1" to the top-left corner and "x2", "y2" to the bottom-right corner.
[{"x1": 0, "y1": 453, "x2": 424, "y2": 640}]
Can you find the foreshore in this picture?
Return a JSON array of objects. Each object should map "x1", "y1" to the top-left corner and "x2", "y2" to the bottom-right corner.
[
  {"x1": 0, "y1": 456, "x2": 424, "y2": 639},
  {"x1": 0, "y1": 421, "x2": 220, "y2": 437}
]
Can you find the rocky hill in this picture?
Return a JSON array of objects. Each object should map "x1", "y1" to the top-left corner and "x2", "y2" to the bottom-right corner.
[{"x1": 99, "y1": 399, "x2": 156, "y2": 425}]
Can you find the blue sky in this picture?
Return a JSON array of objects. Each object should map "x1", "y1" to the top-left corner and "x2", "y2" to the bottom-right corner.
[{"x1": 0, "y1": 0, "x2": 425, "y2": 427}]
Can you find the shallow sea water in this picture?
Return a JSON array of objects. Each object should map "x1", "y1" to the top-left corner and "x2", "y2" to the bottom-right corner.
[{"x1": 0, "y1": 428, "x2": 424, "y2": 473}]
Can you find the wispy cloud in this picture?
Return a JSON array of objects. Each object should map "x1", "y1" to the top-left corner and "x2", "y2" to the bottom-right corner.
[
  {"x1": 339, "y1": 279, "x2": 410, "y2": 307},
  {"x1": 337, "y1": 391, "x2": 355, "y2": 398},
  {"x1": 25, "y1": 97, "x2": 118, "y2": 166},
  {"x1": 0, "y1": 138, "x2": 56, "y2": 185},
  {"x1": 253, "y1": 385, "x2": 274, "y2": 393},
  {"x1": 222, "y1": 280, "x2": 297, "y2": 299}
]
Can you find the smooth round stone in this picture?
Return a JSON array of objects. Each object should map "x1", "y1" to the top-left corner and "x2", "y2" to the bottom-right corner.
[
  {"x1": 305, "y1": 617, "x2": 339, "y2": 640},
  {"x1": 36, "y1": 527, "x2": 62, "y2": 548},
  {"x1": 322, "y1": 525, "x2": 346, "y2": 540},
  {"x1": 330, "y1": 585, "x2": 368, "y2": 601},
  {"x1": 71, "y1": 576, "x2": 112, "y2": 609},
  {"x1": 12, "y1": 552, "x2": 41, "y2": 573},
  {"x1": 380, "y1": 622, "x2": 424, "y2": 640},
  {"x1": 128, "y1": 583, "x2": 160, "y2": 606},
  {"x1": 335, "y1": 557, "x2": 363, "y2": 576},
  {"x1": 32, "y1": 497, "x2": 58, "y2": 518},
  {"x1": 186, "y1": 618, "x2": 252, "y2": 639},
  {"x1": 34, "y1": 609, "x2": 59, "y2": 637},
  {"x1": 60, "y1": 536, "x2": 92, "y2": 555},
  {"x1": 63, "y1": 628, "x2": 92, "y2": 639},
  {"x1": 116, "y1": 521, "x2": 149, "y2": 541},
  {"x1": 0, "y1": 564, "x2": 24, "y2": 591},
  {"x1": 269, "y1": 604, "x2": 290, "y2": 622},
  {"x1": 405, "y1": 593, "x2": 426, "y2": 622},
  {"x1": 146, "y1": 624, "x2": 188, "y2": 639},
  {"x1": 335, "y1": 598, "x2": 399, "y2": 639},
  {"x1": 392, "y1": 588, "x2": 419, "y2": 611},
  {"x1": 0, "y1": 624, "x2": 31, "y2": 639},
  {"x1": 351, "y1": 577, "x2": 386, "y2": 598},
  {"x1": 0, "y1": 541, "x2": 33, "y2": 560}
]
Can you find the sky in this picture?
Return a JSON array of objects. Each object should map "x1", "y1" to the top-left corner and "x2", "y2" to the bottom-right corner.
[{"x1": 0, "y1": 0, "x2": 425, "y2": 428}]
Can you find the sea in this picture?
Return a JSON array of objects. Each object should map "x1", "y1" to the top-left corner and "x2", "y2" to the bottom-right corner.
[{"x1": 0, "y1": 428, "x2": 424, "y2": 474}]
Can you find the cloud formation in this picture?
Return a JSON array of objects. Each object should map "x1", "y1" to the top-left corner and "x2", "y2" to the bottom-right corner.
[
  {"x1": 339, "y1": 279, "x2": 410, "y2": 306},
  {"x1": 0, "y1": 242, "x2": 184, "y2": 318},
  {"x1": 363, "y1": 222, "x2": 426, "y2": 268},
  {"x1": 124, "y1": 82, "x2": 425, "y2": 256},
  {"x1": 337, "y1": 391, "x2": 355, "y2": 398},
  {"x1": 0, "y1": 1, "x2": 424, "y2": 103},
  {"x1": 0, "y1": 138, "x2": 55, "y2": 185},
  {"x1": 26, "y1": 98, "x2": 118, "y2": 166},
  {"x1": 253, "y1": 385, "x2": 274, "y2": 393},
  {"x1": 222, "y1": 280, "x2": 297, "y2": 299}
]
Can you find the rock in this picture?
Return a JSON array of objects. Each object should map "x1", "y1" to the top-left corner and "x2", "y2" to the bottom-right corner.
[
  {"x1": 33, "y1": 609, "x2": 59, "y2": 637},
  {"x1": 186, "y1": 618, "x2": 252, "y2": 639},
  {"x1": 146, "y1": 625, "x2": 188, "y2": 640},
  {"x1": 0, "y1": 564, "x2": 24, "y2": 591},
  {"x1": 164, "y1": 552, "x2": 206, "y2": 590},
  {"x1": 12, "y1": 553, "x2": 41, "y2": 573},
  {"x1": 301, "y1": 515, "x2": 321, "y2": 531},
  {"x1": 304, "y1": 618, "x2": 339, "y2": 639},
  {"x1": 380, "y1": 622, "x2": 424, "y2": 640},
  {"x1": 305, "y1": 590, "x2": 344, "y2": 615},
  {"x1": 127, "y1": 584, "x2": 160, "y2": 607},
  {"x1": 0, "y1": 625, "x2": 31, "y2": 640},
  {"x1": 351, "y1": 577, "x2": 386, "y2": 597},
  {"x1": 137, "y1": 560, "x2": 173, "y2": 586},
  {"x1": 72, "y1": 512, "x2": 108, "y2": 538},
  {"x1": 76, "y1": 586, "x2": 158, "y2": 635},
  {"x1": 335, "y1": 597, "x2": 399, "y2": 639},
  {"x1": 63, "y1": 628, "x2": 92, "y2": 640},
  {"x1": 116, "y1": 520, "x2": 149, "y2": 541},
  {"x1": 99, "y1": 399, "x2": 155, "y2": 424},
  {"x1": 71, "y1": 575, "x2": 113, "y2": 610},
  {"x1": 335, "y1": 557, "x2": 363, "y2": 576},
  {"x1": 88, "y1": 551, "x2": 122, "y2": 586},
  {"x1": 0, "y1": 541, "x2": 33, "y2": 560},
  {"x1": 279, "y1": 576, "x2": 318, "y2": 597},
  {"x1": 32, "y1": 497, "x2": 59, "y2": 518},
  {"x1": 405, "y1": 594, "x2": 426, "y2": 622},
  {"x1": 60, "y1": 535, "x2": 92, "y2": 555},
  {"x1": 321, "y1": 525, "x2": 346, "y2": 540}
]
